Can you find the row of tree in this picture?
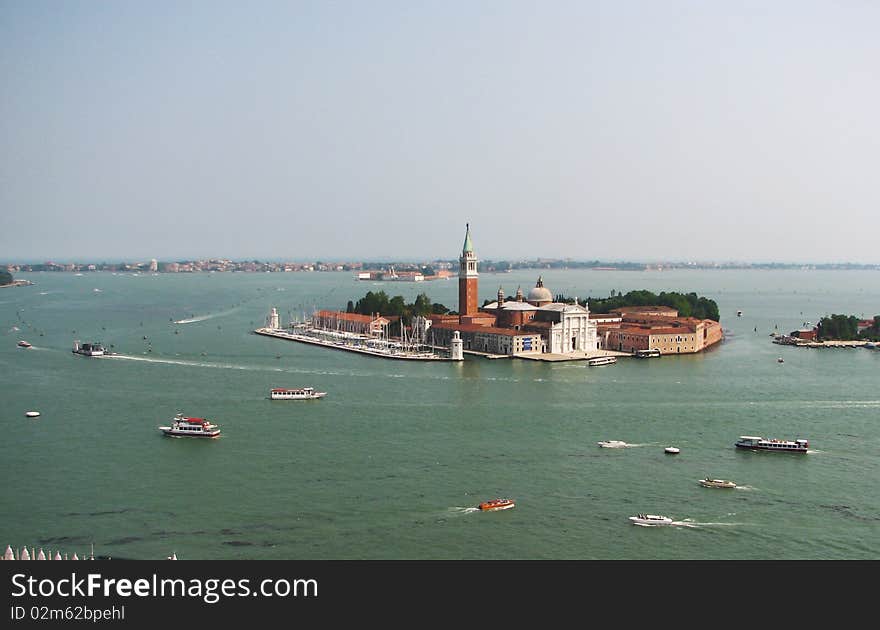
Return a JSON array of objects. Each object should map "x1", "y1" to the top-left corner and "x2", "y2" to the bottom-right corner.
[
  {"x1": 346, "y1": 291, "x2": 451, "y2": 325},
  {"x1": 816, "y1": 314, "x2": 880, "y2": 341},
  {"x1": 553, "y1": 290, "x2": 720, "y2": 322},
  {"x1": 346, "y1": 288, "x2": 721, "y2": 324},
  {"x1": 0, "y1": 270, "x2": 12, "y2": 286}
]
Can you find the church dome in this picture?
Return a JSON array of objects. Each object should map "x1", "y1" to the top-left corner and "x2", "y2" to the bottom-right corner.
[{"x1": 527, "y1": 276, "x2": 553, "y2": 304}]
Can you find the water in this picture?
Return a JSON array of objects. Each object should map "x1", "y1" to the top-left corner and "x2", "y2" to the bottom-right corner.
[{"x1": 1, "y1": 269, "x2": 879, "y2": 559}]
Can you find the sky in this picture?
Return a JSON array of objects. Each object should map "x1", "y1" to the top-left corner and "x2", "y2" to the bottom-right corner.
[{"x1": 2, "y1": 1, "x2": 879, "y2": 264}]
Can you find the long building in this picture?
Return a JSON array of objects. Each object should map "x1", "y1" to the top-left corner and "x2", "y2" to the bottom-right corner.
[{"x1": 599, "y1": 315, "x2": 723, "y2": 355}]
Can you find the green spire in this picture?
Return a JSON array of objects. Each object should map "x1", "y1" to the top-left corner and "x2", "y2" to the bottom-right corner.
[{"x1": 462, "y1": 223, "x2": 474, "y2": 254}]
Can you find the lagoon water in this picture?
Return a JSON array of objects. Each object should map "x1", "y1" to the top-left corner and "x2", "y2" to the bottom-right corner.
[{"x1": 1, "y1": 269, "x2": 878, "y2": 559}]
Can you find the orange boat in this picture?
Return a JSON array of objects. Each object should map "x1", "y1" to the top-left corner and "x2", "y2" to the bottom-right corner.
[{"x1": 478, "y1": 498, "x2": 515, "y2": 512}]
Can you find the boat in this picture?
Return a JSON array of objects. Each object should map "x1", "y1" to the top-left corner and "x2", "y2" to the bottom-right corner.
[
  {"x1": 597, "y1": 440, "x2": 629, "y2": 448},
  {"x1": 17, "y1": 340, "x2": 32, "y2": 348},
  {"x1": 25, "y1": 411, "x2": 40, "y2": 418},
  {"x1": 699, "y1": 477, "x2": 736, "y2": 489},
  {"x1": 629, "y1": 514, "x2": 673, "y2": 526},
  {"x1": 777, "y1": 357, "x2": 784, "y2": 363},
  {"x1": 737, "y1": 310, "x2": 742, "y2": 317},
  {"x1": 159, "y1": 413, "x2": 221, "y2": 438},
  {"x1": 269, "y1": 387, "x2": 327, "y2": 400},
  {"x1": 735, "y1": 436, "x2": 808, "y2": 453},
  {"x1": 478, "y1": 498, "x2": 515, "y2": 512},
  {"x1": 72, "y1": 340, "x2": 105, "y2": 357},
  {"x1": 588, "y1": 356, "x2": 617, "y2": 366},
  {"x1": 634, "y1": 348, "x2": 661, "y2": 358},
  {"x1": 664, "y1": 447, "x2": 680, "y2": 454}
]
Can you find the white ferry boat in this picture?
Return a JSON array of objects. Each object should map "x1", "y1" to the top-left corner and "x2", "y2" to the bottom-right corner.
[
  {"x1": 72, "y1": 340, "x2": 106, "y2": 357},
  {"x1": 159, "y1": 414, "x2": 221, "y2": 438},
  {"x1": 270, "y1": 387, "x2": 327, "y2": 400},
  {"x1": 634, "y1": 348, "x2": 661, "y2": 358},
  {"x1": 588, "y1": 356, "x2": 617, "y2": 366},
  {"x1": 735, "y1": 436, "x2": 808, "y2": 453}
]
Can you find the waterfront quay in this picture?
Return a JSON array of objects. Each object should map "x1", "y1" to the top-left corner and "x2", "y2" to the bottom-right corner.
[{"x1": 773, "y1": 336, "x2": 877, "y2": 349}]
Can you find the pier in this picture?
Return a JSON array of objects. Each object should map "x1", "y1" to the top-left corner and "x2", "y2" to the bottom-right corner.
[
  {"x1": 772, "y1": 336, "x2": 877, "y2": 349},
  {"x1": 254, "y1": 327, "x2": 457, "y2": 361}
]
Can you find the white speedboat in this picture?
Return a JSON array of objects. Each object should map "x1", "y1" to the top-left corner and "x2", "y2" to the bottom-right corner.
[
  {"x1": 699, "y1": 477, "x2": 736, "y2": 489},
  {"x1": 629, "y1": 514, "x2": 673, "y2": 526},
  {"x1": 664, "y1": 447, "x2": 680, "y2": 454},
  {"x1": 598, "y1": 440, "x2": 629, "y2": 448}
]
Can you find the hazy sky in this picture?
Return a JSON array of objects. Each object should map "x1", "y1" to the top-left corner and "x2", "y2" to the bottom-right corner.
[{"x1": 2, "y1": 1, "x2": 878, "y2": 263}]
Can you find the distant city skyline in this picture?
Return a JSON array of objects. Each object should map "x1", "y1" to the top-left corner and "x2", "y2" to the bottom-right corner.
[{"x1": 3, "y1": 1, "x2": 879, "y2": 263}]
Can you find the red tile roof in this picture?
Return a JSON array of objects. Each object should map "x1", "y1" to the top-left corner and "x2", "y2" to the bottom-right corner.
[{"x1": 431, "y1": 321, "x2": 539, "y2": 337}]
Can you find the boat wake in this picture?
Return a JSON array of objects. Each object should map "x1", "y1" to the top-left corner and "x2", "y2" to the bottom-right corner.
[
  {"x1": 173, "y1": 308, "x2": 238, "y2": 324},
  {"x1": 812, "y1": 400, "x2": 880, "y2": 408},
  {"x1": 447, "y1": 507, "x2": 480, "y2": 515},
  {"x1": 672, "y1": 519, "x2": 743, "y2": 528},
  {"x1": 108, "y1": 354, "x2": 280, "y2": 372}
]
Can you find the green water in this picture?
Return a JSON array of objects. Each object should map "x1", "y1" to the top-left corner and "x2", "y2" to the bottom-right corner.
[{"x1": 1, "y1": 269, "x2": 878, "y2": 559}]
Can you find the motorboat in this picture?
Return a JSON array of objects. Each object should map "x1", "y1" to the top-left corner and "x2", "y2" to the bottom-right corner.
[
  {"x1": 478, "y1": 498, "x2": 515, "y2": 512},
  {"x1": 597, "y1": 440, "x2": 629, "y2": 448},
  {"x1": 17, "y1": 340, "x2": 32, "y2": 348},
  {"x1": 777, "y1": 357, "x2": 784, "y2": 363},
  {"x1": 735, "y1": 436, "x2": 808, "y2": 453},
  {"x1": 699, "y1": 477, "x2": 736, "y2": 489},
  {"x1": 629, "y1": 514, "x2": 673, "y2": 526},
  {"x1": 72, "y1": 340, "x2": 106, "y2": 357},
  {"x1": 634, "y1": 348, "x2": 661, "y2": 358},
  {"x1": 270, "y1": 387, "x2": 327, "y2": 400},
  {"x1": 588, "y1": 356, "x2": 617, "y2": 366},
  {"x1": 159, "y1": 413, "x2": 221, "y2": 438},
  {"x1": 664, "y1": 447, "x2": 680, "y2": 454},
  {"x1": 25, "y1": 411, "x2": 40, "y2": 418}
]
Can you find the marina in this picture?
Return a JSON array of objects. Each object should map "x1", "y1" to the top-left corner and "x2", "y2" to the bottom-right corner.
[{"x1": 253, "y1": 326, "x2": 456, "y2": 361}]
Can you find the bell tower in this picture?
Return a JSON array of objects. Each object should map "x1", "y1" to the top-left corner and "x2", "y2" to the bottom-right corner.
[{"x1": 458, "y1": 223, "x2": 479, "y2": 317}]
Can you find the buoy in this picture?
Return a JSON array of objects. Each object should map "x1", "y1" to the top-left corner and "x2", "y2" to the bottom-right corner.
[{"x1": 25, "y1": 411, "x2": 40, "y2": 418}]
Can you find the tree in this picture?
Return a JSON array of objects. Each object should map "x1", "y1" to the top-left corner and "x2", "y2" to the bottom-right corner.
[
  {"x1": 412, "y1": 293, "x2": 433, "y2": 317},
  {"x1": 0, "y1": 269, "x2": 12, "y2": 286},
  {"x1": 817, "y1": 314, "x2": 859, "y2": 340}
]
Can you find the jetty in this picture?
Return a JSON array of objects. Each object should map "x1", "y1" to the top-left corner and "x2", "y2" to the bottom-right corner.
[
  {"x1": 772, "y1": 335, "x2": 876, "y2": 348},
  {"x1": 254, "y1": 327, "x2": 456, "y2": 361}
]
